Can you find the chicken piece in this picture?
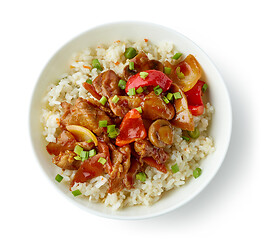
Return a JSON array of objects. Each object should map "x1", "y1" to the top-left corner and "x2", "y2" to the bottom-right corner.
[
  {"x1": 52, "y1": 150, "x2": 81, "y2": 170},
  {"x1": 124, "y1": 157, "x2": 142, "y2": 189},
  {"x1": 92, "y1": 70, "x2": 122, "y2": 98},
  {"x1": 60, "y1": 98, "x2": 112, "y2": 136},
  {"x1": 141, "y1": 92, "x2": 175, "y2": 120},
  {"x1": 108, "y1": 96, "x2": 142, "y2": 117},
  {"x1": 46, "y1": 130, "x2": 76, "y2": 156},
  {"x1": 124, "y1": 52, "x2": 164, "y2": 80},
  {"x1": 86, "y1": 97, "x2": 115, "y2": 118},
  {"x1": 134, "y1": 139, "x2": 169, "y2": 164}
]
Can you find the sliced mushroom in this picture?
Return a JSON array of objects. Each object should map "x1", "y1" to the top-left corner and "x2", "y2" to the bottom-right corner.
[{"x1": 148, "y1": 119, "x2": 173, "y2": 148}]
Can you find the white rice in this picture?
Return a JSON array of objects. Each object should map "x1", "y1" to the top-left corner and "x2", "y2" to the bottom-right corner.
[{"x1": 41, "y1": 39, "x2": 215, "y2": 210}]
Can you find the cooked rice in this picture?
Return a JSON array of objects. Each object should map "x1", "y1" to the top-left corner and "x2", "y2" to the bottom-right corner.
[{"x1": 41, "y1": 39, "x2": 215, "y2": 210}]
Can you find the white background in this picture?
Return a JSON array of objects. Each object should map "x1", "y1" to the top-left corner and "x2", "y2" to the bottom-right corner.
[{"x1": 1, "y1": 0, "x2": 265, "y2": 239}]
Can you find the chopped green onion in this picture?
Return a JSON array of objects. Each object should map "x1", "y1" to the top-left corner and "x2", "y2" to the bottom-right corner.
[
  {"x1": 99, "y1": 96, "x2": 107, "y2": 106},
  {"x1": 74, "y1": 145, "x2": 83, "y2": 155},
  {"x1": 112, "y1": 95, "x2": 120, "y2": 104},
  {"x1": 163, "y1": 96, "x2": 170, "y2": 104},
  {"x1": 55, "y1": 174, "x2": 63, "y2": 183},
  {"x1": 99, "y1": 120, "x2": 108, "y2": 128},
  {"x1": 74, "y1": 156, "x2": 82, "y2": 161},
  {"x1": 172, "y1": 52, "x2": 182, "y2": 60},
  {"x1": 136, "y1": 172, "x2": 147, "y2": 182},
  {"x1": 177, "y1": 72, "x2": 185, "y2": 79},
  {"x1": 124, "y1": 47, "x2": 137, "y2": 59},
  {"x1": 164, "y1": 67, "x2": 171, "y2": 74},
  {"x1": 173, "y1": 92, "x2": 182, "y2": 100},
  {"x1": 140, "y1": 72, "x2": 148, "y2": 79},
  {"x1": 193, "y1": 168, "x2": 202, "y2": 178},
  {"x1": 92, "y1": 59, "x2": 102, "y2": 71},
  {"x1": 154, "y1": 85, "x2": 163, "y2": 95},
  {"x1": 127, "y1": 88, "x2": 136, "y2": 96},
  {"x1": 129, "y1": 61, "x2": 134, "y2": 70},
  {"x1": 107, "y1": 125, "x2": 116, "y2": 133},
  {"x1": 88, "y1": 149, "x2": 96, "y2": 158},
  {"x1": 86, "y1": 79, "x2": 92, "y2": 84},
  {"x1": 202, "y1": 83, "x2": 208, "y2": 93},
  {"x1": 171, "y1": 164, "x2": 179, "y2": 173},
  {"x1": 187, "y1": 128, "x2": 200, "y2": 139},
  {"x1": 135, "y1": 106, "x2": 142, "y2": 113},
  {"x1": 108, "y1": 129, "x2": 119, "y2": 139},
  {"x1": 118, "y1": 79, "x2": 127, "y2": 90},
  {"x1": 72, "y1": 189, "x2": 82, "y2": 197},
  {"x1": 167, "y1": 92, "x2": 173, "y2": 101},
  {"x1": 136, "y1": 86, "x2": 144, "y2": 94},
  {"x1": 176, "y1": 67, "x2": 181, "y2": 73},
  {"x1": 98, "y1": 157, "x2": 107, "y2": 165},
  {"x1": 86, "y1": 139, "x2": 93, "y2": 143},
  {"x1": 80, "y1": 151, "x2": 89, "y2": 161},
  {"x1": 182, "y1": 136, "x2": 190, "y2": 141}
]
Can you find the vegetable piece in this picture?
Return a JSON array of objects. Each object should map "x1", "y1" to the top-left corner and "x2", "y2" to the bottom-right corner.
[
  {"x1": 80, "y1": 150, "x2": 89, "y2": 161},
  {"x1": 143, "y1": 157, "x2": 167, "y2": 173},
  {"x1": 116, "y1": 109, "x2": 147, "y2": 146},
  {"x1": 129, "y1": 61, "x2": 134, "y2": 70},
  {"x1": 74, "y1": 145, "x2": 83, "y2": 155},
  {"x1": 107, "y1": 125, "x2": 116, "y2": 133},
  {"x1": 136, "y1": 172, "x2": 147, "y2": 182},
  {"x1": 171, "y1": 163, "x2": 179, "y2": 173},
  {"x1": 140, "y1": 72, "x2": 149, "y2": 79},
  {"x1": 66, "y1": 125, "x2": 98, "y2": 146},
  {"x1": 98, "y1": 157, "x2": 107, "y2": 165},
  {"x1": 125, "y1": 70, "x2": 172, "y2": 93},
  {"x1": 193, "y1": 168, "x2": 202, "y2": 178},
  {"x1": 187, "y1": 127, "x2": 200, "y2": 139},
  {"x1": 86, "y1": 79, "x2": 92, "y2": 84},
  {"x1": 148, "y1": 119, "x2": 173, "y2": 148},
  {"x1": 135, "y1": 106, "x2": 142, "y2": 113},
  {"x1": 163, "y1": 96, "x2": 169, "y2": 104},
  {"x1": 164, "y1": 67, "x2": 171, "y2": 74},
  {"x1": 202, "y1": 83, "x2": 208, "y2": 93},
  {"x1": 55, "y1": 174, "x2": 63, "y2": 183},
  {"x1": 118, "y1": 79, "x2": 127, "y2": 90},
  {"x1": 112, "y1": 95, "x2": 120, "y2": 103},
  {"x1": 173, "y1": 92, "x2": 182, "y2": 99},
  {"x1": 185, "y1": 80, "x2": 206, "y2": 116},
  {"x1": 124, "y1": 47, "x2": 137, "y2": 59},
  {"x1": 108, "y1": 129, "x2": 119, "y2": 139},
  {"x1": 167, "y1": 92, "x2": 173, "y2": 101},
  {"x1": 99, "y1": 120, "x2": 108, "y2": 128},
  {"x1": 74, "y1": 156, "x2": 82, "y2": 161},
  {"x1": 72, "y1": 190, "x2": 82, "y2": 197},
  {"x1": 127, "y1": 88, "x2": 136, "y2": 96},
  {"x1": 92, "y1": 59, "x2": 102, "y2": 70},
  {"x1": 89, "y1": 149, "x2": 96, "y2": 157},
  {"x1": 172, "y1": 52, "x2": 182, "y2": 60},
  {"x1": 99, "y1": 96, "x2": 107, "y2": 105},
  {"x1": 153, "y1": 85, "x2": 163, "y2": 95},
  {"x1": 136, "y1": 86, "x2": 144, "y2": 94},
  {"x1": 182, "y1": 136, "x2": 190, "y2": 141}
]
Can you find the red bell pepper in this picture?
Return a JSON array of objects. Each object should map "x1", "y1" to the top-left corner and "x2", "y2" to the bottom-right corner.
[
  {"x1": 116, "y1": 109, "x2": 147, "y2": 146},
  {"x1": 185, "y1": 80, "x2": 205, "y2": 116},
  {"x1": 125, "y1": 70, "x2": 172, "y2": 93}
]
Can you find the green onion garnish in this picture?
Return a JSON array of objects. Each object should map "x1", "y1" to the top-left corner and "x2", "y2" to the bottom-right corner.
[
  {"x1": 182, "y1": 136, "x2": 190, "y2": 141},
  {"x1": 172, "y1": 53, "x2": 182, "y2": 60},
  {"x1": 135, "y1": 106, "x2": 142, "y2": 113},
  {"x1": 171, "y1": 164, "x2": 179, "y2": 173},
  {"x1": 164, "y1": 67, "x2": 171, "y2": 74},
  {"x1": 187, "y1": 128, "x2": 200, "y2": 139},
  {"x1": 98, "y1": 157, "x2": 107, "y2": 165},
  {"x1": 55, "y1": 174, "x2": 63, "y2": 183},
  {"x1": 136, "y1": 172, "x2": 147, "y2": 182},
  {"x1": 88, "y1": 149, "x2": 96, "y2": 157},
  {"x1": 118, "y1": 79, "x2": 127, "y2": 90},
  {"x1": 92, "y1": 59, "x2": 102, "y2": 71},
  {"x1": 167, "y1": 92, "x2": 173, "y2": 101},
  {"x1": 140, "y1": 72, "x2": 148, "y2": 79},
  {"x1": 127, "y1": 88, "x2": 136, "y2": 96},
  {"x1": 108, "y1": 129, "x2": 119, "y2": 139},
  {"x1": 193, "y1": 168, "x2": 202, "y2": 178},
  {"x1": 173, "y1": 92, "x2": 182, "y2": 100},
  {"x1": 86, "y1": 79, "x2": 92, "y2": 84},
  {"x1": 163, "y1": 96, "x2": 170, "y2": 104},
  {"x1": 124, "y1": 47, "x2": 137, "y2": 59},
  {"x1": 74, "y1": 156, "x2": 82, "y2": 161},
  {"x1": 136, "y1": 86, "x2": 144, "y2": 94},
  {"x1": 112, "y1": 95, "x2": 120, "y2": 103},
  {"x1": 129, "y1": 61, "x2": 134, "y2": 70},
  {"x1": 202, "y1": 83, "x2": 208, "y2": 93},
  {"x1": 99, "y1": 120, "x2": 108, "y2": 128},
  {"x1": 80, "y1": 151, "x2": 89, "y2": 161},
  {"x1": 72, "y1": 189, "x2": 82, "y2": 197},
  {"x1": 87, "y1": 139, "x2": 93, "y2": 143},
  {"x1": 107, "y1": 125, "x2": 116, "y2": 133},
  {"x1": 177, "y1": 72, "x2": 185, "y2": 79},
  {"x1": 154, "y1": 85, "x2": 163, "y2": 95},
  {"x1": 99, "y1": 96, "x2": 107, "y2": 105},
  {"x1": 74, "y1": 145, "x2": 83, "y2": 155}
]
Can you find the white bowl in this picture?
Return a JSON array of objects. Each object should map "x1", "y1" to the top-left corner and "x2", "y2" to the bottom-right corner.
[{"x1": 29, "y1": 21, "x2": 232, "y2": 220}]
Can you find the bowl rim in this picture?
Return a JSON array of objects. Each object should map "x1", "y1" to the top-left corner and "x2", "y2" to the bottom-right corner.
[{"x1": 29, "y1": 20, "x2": 232, "y2": 220}]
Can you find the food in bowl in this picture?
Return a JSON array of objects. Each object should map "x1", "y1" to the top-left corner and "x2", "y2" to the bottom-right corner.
[{"x1": 41, "y1": 39, "x2": 214, "y2": 209}]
